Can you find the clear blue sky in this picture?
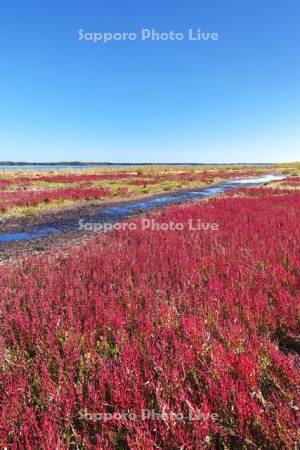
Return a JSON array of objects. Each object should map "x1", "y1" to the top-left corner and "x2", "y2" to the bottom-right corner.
[{"x1": 1, "y1": 0, "x2": 299, "y2": 163}]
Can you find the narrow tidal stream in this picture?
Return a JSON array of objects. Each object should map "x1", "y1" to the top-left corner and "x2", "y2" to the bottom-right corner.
[{"x1": 0, "y1": 175, "x2": 283, "y2": 243}]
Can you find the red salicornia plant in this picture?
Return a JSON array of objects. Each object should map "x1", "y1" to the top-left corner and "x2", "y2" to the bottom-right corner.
[{"x1": 0, "y1": 190, "x2": 299, "y2": 448}]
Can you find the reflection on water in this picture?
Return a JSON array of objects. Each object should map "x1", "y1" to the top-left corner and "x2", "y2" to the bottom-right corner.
[{"x1": 0, "y1": 227, "x2": 60, "y2": 242}]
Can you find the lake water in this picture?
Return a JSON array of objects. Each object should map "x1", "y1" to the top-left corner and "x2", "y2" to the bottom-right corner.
[
  {"x1": 0, "y1": 164, "x2": 136, "y2": 171},
  {"x1": 0, "y1": 163, "x2": 272, "y2": 171}
]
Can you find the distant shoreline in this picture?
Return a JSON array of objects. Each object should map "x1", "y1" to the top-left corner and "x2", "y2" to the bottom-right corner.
[{"x1": 0, "y1": 162, "x2": 273, "y2": 166}]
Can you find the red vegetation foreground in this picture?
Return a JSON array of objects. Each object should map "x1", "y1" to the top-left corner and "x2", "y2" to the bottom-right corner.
[{"x1": 0, "y1": 191, "x2": 299, "y2": 448}]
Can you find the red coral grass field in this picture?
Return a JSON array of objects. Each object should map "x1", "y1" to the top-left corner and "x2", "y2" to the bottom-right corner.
[
  {"x1": 0, "y1": 190, "x2": 299, "y2": 448},
  {"x1": 0, "y1": 167, "x2": 274, "y2": 217},
  {"x1": 0, "y1": 187, "x2": 111, "y2": 212}
]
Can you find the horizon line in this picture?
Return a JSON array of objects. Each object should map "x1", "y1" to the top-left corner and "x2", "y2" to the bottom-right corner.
[{"x1": 0, "y1": 161, "x2": 293, "y2": 166}]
